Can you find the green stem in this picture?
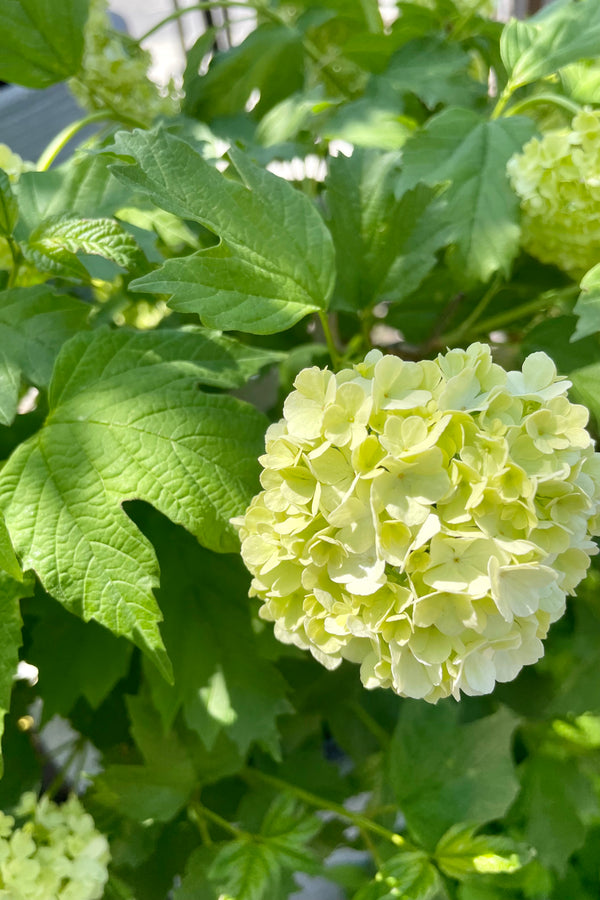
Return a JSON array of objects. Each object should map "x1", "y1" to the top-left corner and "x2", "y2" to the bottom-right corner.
[
  {"x1": 244, "y1": 767, "x2": 407, "y2": 847},
  {"x1": 36, "y1": 110, "x2": 145, "y2": 172},
  {"x1": 503, "y1": 92, "x2": 582, "y2": 119},
  {"x1": 490, "y1": 81, "x2": 516, "y2": 120},
  {"x1": 360, "y1": 825, "x2": 384, "y2": 868},
  {"x1": 438, "y1": 275, "x2": 502, "y2": 347},
  {"x1": 190, "y1": 802, "x2": 213, "y2": 845},
  {"x1": 504, "y1": 94, "x2": 582, "y2": 116},
  {"x1": 5, "y1": 236, "x2": 21, "y2": 288},
  {"x1": 172, "y1": 0, "x2": 188, "y2": 56},
  {"x1": 44, "y1": 738, "x2": 85, "y2": 800},
  {"x1": 319, "y1": 311, "x2": 343, "y2": 370},
  {"x1": 138, "y1": 1, "x2": 255, "y2": 43},
  {"x1": 349, "y1": 701, "x2": 390, "y2": 748},
  {"x1": 190, "y1": 800, "x2": 248, "y2": 839},
  {"x1": 451, "y1": 0, "x2": 490, "y2": 40},
  {"x1": 298, "y1": 36, "x2": 354, "y2": 98},
  {"x1": 255, "y1": 4, "x2": 353, "y2": 98},
  {"x1": 358, "y1": 311, "x2": 375, "y2": 354},
  {"x1": 458, "y1": 286, "x2": 577, "y2": 340}
]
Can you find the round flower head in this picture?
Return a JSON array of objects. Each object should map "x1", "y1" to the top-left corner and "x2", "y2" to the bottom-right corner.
[
  {"x1": 235, "y1": 345, "x2": 600, "y2": 702},
  {"x1": 0, "y1": 792, "x2": 110, "y2": 900},
  {"x1": 507, "y1": 110, "x2": 600, "y2": 278}
]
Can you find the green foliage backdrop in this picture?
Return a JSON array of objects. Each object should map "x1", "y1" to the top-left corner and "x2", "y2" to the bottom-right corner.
[{"x1": 1, "y1": 0, "x2": 600, "y2": 897}]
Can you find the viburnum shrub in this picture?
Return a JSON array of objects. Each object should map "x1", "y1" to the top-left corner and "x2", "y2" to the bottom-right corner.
[{"x1": 1, "y1": 0, "x2": 600, "y2": 898}]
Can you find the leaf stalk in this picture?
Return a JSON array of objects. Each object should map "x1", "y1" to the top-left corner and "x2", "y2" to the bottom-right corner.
[
  {"x1": 243, "y1": 767, "x2": 408, "y2": 848},
  {"x1": 36, "y1": 110, "x2": 146, "y2": 172}
]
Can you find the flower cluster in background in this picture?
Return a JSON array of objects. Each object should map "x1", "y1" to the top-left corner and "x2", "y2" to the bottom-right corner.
[
  {"x1": 0, "y1": 793, "x2": 110, "y2": 900},
  {"x1": 70, "y1": 0, "x2": 178, "y2": 127},
  {"x1": 507, "y1": 109, "x2": 600, "y2": 278},
  {"x1": 0, "y1": 145, "x2": 33, "y2": 184},
  {"x1": 236, "y1": 345, "x2": 600, "y2": 702}
]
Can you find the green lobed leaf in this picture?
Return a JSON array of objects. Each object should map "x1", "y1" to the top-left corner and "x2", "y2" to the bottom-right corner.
[
  {"x1": 0, "y1": 513, "x2": 21, "y2": 581},
  {"x1": 0, "y1": 171, "x2": 18, "y2": 238},
  {"x1": 0, "y1": 356, "x2": 20, "y2": 431},
  {"x1": 522, "y1": 316, "x2": 600, "y2": 374},
  {"x1": 174, "y1": 847, "x2": 219, "y2": 900},
  {"x1": 320, "y1": 88, "x2": 417, "y2": 151},
  {"x1": 106, "y1": 128, "x2": 336, "y2": 333},
  {"x1": 259, "y1": 794, "x2": 322, "y2": 874},
  {"x1": 94, "y1": 764, "x2": 196, "y2": 825},
  {"x1": 138, "y1": 509, "x2": 291, "y2": 757},
  {"x1": 544, "y1": 592, "x2": 600, "y2": 717},
  {"x1": 26, "y1": 215, "x2": 146, "y2": 275},
  {"x1": 561, "y1": 59, "x2": 600, "y2": 104},
  {"x1": 398, "y1": 108, "x2": 535, "y2": 283},
  {"x1": 511, "y1": 755, "x2": 597, "y2": 874},
  {"x1": 21, "y1": 244, "x2": 90, "y2": 281},
  {"x1": 325, "y1": 148, "x2": 452, "y2": 312},
  {"x1": 571, "y1": 362, "x2": 600, "y2": 428},
  {"x1": 0, "y1": 573, "x2": 33, "y2": 777},
  {"x1": 16, "y1": 154, "x2": 130, "y2": 234},
  {"x1": 95, "y1": 694, "x2": 242, "y2": 823},
  {"x1": 256, "y1": 87, "x2": 328, "y2": 147},
  {"x1": 184, "y1": 23, "x2": 304, "y2": 121},
  {"x1": 0, "y1": 328, "x2": 270, "y2": 677},
  {"x1": 572, "y1": 264, "x2": 600, "y2": 342},
  {"x1": 28, "y1": 597, "x2": 132, "y2": 720},
  {"x1": 389, "y1": 703, "x2": 519, "y2": 848},
  {"x1": 209, "y1": 839, "x2": 282, "y2": 900},
  {"x1": 106, "y1": 819, "x2": 200, "y2": 900},
  {"x1": 0, "y1": 285, "x2": 90, "y2": 426},
  {"x1": 0, "y1": 0, "x2": 89, "y2": 88},
  {"x1": 435, "y1": 824, "x2": 533, "y2": 880},
  {"x1": 383, "y1": 37, "x2": 487, "y2": 109},
  {"x1": 501, "y1": 0, "x2": 600, "y2": 90},
  {"x1": 354, "y1": 851, "x2": 445, "y2": 900}
]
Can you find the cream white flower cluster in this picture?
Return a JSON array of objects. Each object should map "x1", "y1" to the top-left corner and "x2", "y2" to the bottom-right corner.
[
  {"x1": 507, "y1": 110, "x2": 600, "y2": 279},
  {"x1": 236, "y1": 345, "x2": 600, "y2": 702},
  {"x1": 71, "y1": 0, "x2": 178, "y2": 126},
  {"x1": 0, "y1": 793, "x2": 110, "y2": 900}
]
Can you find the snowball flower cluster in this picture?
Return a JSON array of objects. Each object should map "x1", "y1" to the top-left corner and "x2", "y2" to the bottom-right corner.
[
  {"x1": 236, "y1": 345, "x2": 600, "y2": 702},
  {"x1": 70, "y1": 0, "x2": 178, "y2": 126},
  {"x1": 507, "y1": 110, "x2": 600, "y2": 278},
  {"x1": 0, "y1": 792, "x2": 110, "y2": 900}
]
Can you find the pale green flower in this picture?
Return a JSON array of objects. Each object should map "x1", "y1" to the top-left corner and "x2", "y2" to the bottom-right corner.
[
  {"x1": 0, "y1": 145, "x2": 33, "y2": 183},
  {"x1": 507, "y1": 110, "x2": 600, "y2": 278},
  {"x1": 70, "y1": 0, "x2": 178, "y2": 125},
  {"x1": 236, "y1": 345, "x2": 600, "y2": 701},
  {"x1": 0, "y1": 793, "x2": 110, "y2": 900}
]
